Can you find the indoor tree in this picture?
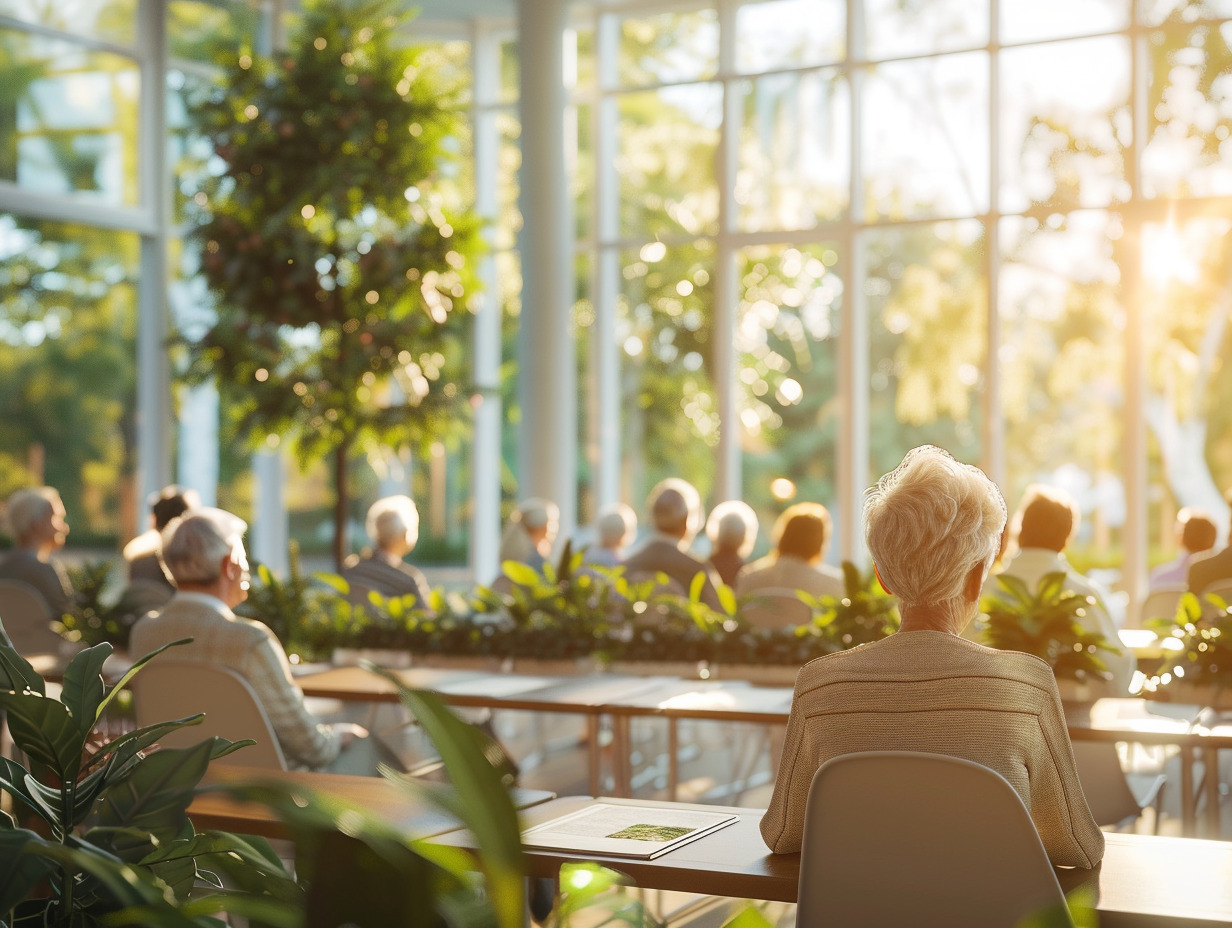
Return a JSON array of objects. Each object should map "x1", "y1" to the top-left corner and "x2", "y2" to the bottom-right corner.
[{"x1": 184, "y1": 0, "x2": 482, "y2": 566}]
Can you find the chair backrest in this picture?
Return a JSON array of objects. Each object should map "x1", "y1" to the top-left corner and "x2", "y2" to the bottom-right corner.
[
  {"x1": 131, "y1": 660, "x2": 287, "y2": 770},
  {"x1": 1134, "y1": 586, "x2": 1185, "y2": 628},
  {"x1": 740, "y1": 587, "x2": 811, "y2": 630},
  {"x1": 0, "y1": 579, "x2": 66, "y2": 655},
  {"x1": 797, "y1": 751, "x2": 1073, "y2": 928}
]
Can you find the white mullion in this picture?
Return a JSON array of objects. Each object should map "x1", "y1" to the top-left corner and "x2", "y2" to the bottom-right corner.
[
  {"x1": 984, "y1": 0, "x2": 1004, "y2": 488},
  {"x1": 714, "y1": 0, "x2": 740, "y2": 502}
]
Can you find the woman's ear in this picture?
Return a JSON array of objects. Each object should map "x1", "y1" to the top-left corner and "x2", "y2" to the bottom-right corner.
[
  {"x1": 963, "y1": 561, "x2": 986, "y2": 602},
  {"x1": 873, "y1": 564, "x2": 892, "y2": 596}
]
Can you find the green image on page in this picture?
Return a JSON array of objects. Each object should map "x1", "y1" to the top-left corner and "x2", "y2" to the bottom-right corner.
[{"x1": 606, "y1": 824, "x2": 693, "y2": 841}]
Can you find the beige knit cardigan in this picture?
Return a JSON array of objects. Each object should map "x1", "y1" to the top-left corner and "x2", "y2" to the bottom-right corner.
[{"x1": 760, "y1": 630, "x2": 1105, "y2": 869}]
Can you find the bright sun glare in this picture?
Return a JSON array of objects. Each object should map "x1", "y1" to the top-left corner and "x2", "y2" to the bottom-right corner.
[{"x1": 1144, "y1": 218, "x2": 1200, "y2": 288}]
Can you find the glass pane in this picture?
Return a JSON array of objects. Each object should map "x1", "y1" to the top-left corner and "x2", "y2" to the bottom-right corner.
[
  {"x1": 1140, "y1": 0, "x2": 1232, "y2": 26},
  {"x1": 1000, "y1": 0, "x2": 1128, "y2": 44},
  {"x1": 860, "y1": 0, "x2": 988, "y2": 60},
  {"x1": 0, "y1": 0, "x2": 134, "y2": 46},
  {"x1": 572, "y1": 101, "x2": 593, "y2": 241},
  {"x1": 617, "y1": 240, "x2": 717, "y2": 503},
  {"x1": 1142, "y1": 215, "x2": 1232, "y2": 567},
  {"x1": 0, "y1": 215, "x2": 139, "y2": 542},
  {"x1": 617, "y1": 8, "x2": 719, "y2": 87},
  {"x1": 735, "y1": 0, "x2": 845, "y2": 72},
  {"x1": 864, "y1": 220, "x2": 987, "y2": 481},
  {"x1": 862, "y1": 53, "x2": 988, "y2": 222},
  {"x1": 500, "y1": 36, "x2": 519, "y2": 103},
  {"x1": 737, "y1": 243, "x2": 843, "y2": 553},
  {"x1": 999, "y1": 37, "x2": 1130, "y2": 214},
  {"x1": 618, "y1": 84, "x2": 722, "y2": 239},
  {"x1": 1, "y1": 30, "x2": 140, "y2": 205},
  {"x1": 496, "y1": 110, "x2": 521, "y2": 252},
  {"x1": 168, "y1": 0, "x2": 260, "y2": 63},
  {"x1": 572, "y1": 24, "x2": 595, "y2": 92},
  {"x1": 1142, "y1": 25, "x2": 1232, "y2": 199},
  {"x1": 736, "y1": 70, "x2": 849, "y2": 232},
  {"x1": 999, "y1": 212, "x2": 1125, "y2": 574}
]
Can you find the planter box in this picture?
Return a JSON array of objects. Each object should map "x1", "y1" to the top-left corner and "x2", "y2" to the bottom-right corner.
[
  {"x1": 331, "y1": 647, "x2": 412, "y2": 669},
  {"x1": 710, "y1": 663, "x2": 800, "y2": 687},
  {"x1": 410, "y1": 653, "x2": 507, "y2": 674},
  {"x1": 607, "y1": 660, "x2": 713, "y2": 679},
  {"x1": 508, "y1": 657, "x2": 601, "y2": 677}
]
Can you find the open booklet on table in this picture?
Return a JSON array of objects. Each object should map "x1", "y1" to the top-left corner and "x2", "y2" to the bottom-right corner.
[{"x1": 521, "y1": 799, "x2": 739, "y2": 860}]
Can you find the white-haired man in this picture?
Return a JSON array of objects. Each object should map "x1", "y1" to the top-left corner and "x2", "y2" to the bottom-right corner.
[
  {"x1": 761, "y1": 446, "x2": 1103, "y2": 869},
  {"x1": 342, "y1": 495, "x2": 431, "y2": 604},
  {"x1": 622, "y1": 478, "x2": 723, "y2": 609},
  {"x1": 130, "y1": 508, "x2": 367, "y2": 771},
  {"x1": 0, "y1": 486, "x2": 74, "y2": 613}
]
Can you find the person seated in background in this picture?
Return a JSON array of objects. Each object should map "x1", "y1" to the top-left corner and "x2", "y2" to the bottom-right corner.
[
  {"x1": 1188, "y1": 490, "x2": 1232, "y2": 595},
  {"x1": 1150, "y1": 507, "x2": 1216, "y2": 590},
  {"x1": 123, "y1": 485, "x2": 200, "y2": 592},
  {"x1": 130, "y1": 508, "x2": 369, "y2": 772},
  {"x1": 705, "y1": 500, "x2": 758, "y2": 587},
  {"x1": 762, "y1": 446, "x2": 1104, "y2": 869},
  {"x1": 497, "y1": 498, "x2": 560, "y2": 573},
  {"x1": 996, "y1": 484, "x2": 1134, "y2": 693},
  {"x1": 342, "y1": 495, "x2": 431, "y2": 606},
  {"x1": 737, "y1": 502, "x2": 844, "y2": 600},
  {"x1": 583, "y1": 502, "x2": 637, "y2": 569},
  {"x1": 622, "y1": 478, "x2": 723, "y2": 609},
  {"x1": 0, "y1": 486, "x2": 74, "y2": 613}
]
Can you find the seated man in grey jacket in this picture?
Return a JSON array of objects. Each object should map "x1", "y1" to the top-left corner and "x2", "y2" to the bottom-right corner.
[
  {"x1": 622, "y1": 478, "x2": 723, "y2": 609},
  {"x1": 130, "y1": 508, "x2": 368, "y2": 771}
]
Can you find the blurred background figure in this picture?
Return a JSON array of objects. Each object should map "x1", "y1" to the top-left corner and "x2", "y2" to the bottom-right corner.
[
  {"x1": 623, "y1": 478, "x2": 722, "y2": 608},
  {"x1": 584, "y1": 502, "x2": 637, "y2": 569},
  {"x1": 0, "y1": 486, "x2": 74, "y2": 612},
  {"x1": 706, "y1": 500, "x2": 759, "y2": 587},
  {"x1": 124, "y1": 485, "x2": 200, "y2": 591},
  {"x1": 498, "y1": 497, "x2": 560, "y2": 572},
  {"x1": 738, "y1": 502, "x2": 843, "y2": 599},
  {"x1": 1188, "y1": 489, "x2": 1232, "y2": 594},
  {"x1": 342, "y1": 495, "x2": 431, "y2": 605},
  {"x1": 1150, "y1": 507, "x2": 1216, "y2": 590}
]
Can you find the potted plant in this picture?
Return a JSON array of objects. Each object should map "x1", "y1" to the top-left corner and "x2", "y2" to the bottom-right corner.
[
  {"x1": 1145, "y1": 591, "x2": 1232, "y2": 709},
  {"x1": 976, "y1": 571, "x2": 1121, "y2": 701}
]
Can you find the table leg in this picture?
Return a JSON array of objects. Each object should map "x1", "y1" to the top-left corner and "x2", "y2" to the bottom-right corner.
[
  {"x1": 587, "y1": 715, "x2": 601, "y2": 798},
  {"x1": 1181, "y1": 748, "x2": 1196, "y2": 836},
  {"x1": 1204, "y1": 746, "x2": 1222, "y2": 838},
  {"x1": 667, "y1": 719, "x2": 679, "y2": 801},
  {"x1": 612, "y1": 716, "x2": 632, "y2": 798}
]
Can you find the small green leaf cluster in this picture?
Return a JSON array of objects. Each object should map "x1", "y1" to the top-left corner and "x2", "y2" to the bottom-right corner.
[
  {"x1": 976, "y1": 571, "x2": 1119, "y2": 682},
  {"x1": 1147, "y1": 591, "x2": 1232, "y2": 693},
  {"x1": 59, "y1": 561, "x2": 153, "y2": 650}
]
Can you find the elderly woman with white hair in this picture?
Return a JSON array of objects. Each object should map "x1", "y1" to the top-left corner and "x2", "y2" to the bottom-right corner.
[
  {"x1": 705, "y1": 500, "x2": 758, "y2": 587},
  {"x1": 0, "y1": 486, "x2": 74, "y2": 613},
  {"x1": 341, "y1": 495, "x2": 431, "y2": 605},
  {"x1": 760, "y1": 445, "x2": 1103, "y2": 869},
  {"x1": 498, "y1": 498, "x2": 560, "y2": 572}
]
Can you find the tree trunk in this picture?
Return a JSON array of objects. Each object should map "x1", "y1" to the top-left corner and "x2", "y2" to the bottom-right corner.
[{"x1": 333, "y1": 440, "x2": 351, "y2": 571}]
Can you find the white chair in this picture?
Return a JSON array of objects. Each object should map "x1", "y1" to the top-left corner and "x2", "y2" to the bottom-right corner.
[
  {"x1": 739, "y1": 587, "x2": 811, "y2": 630},
  {"x1": 131, "y1": 660, "x2": 287, "y2": 769},
  {"x1": 1070, "y1": 740, "x2": 1166, "y2": 833},
  {"x1": 1134, "y1": 586, "x2": 1186, "y2": 629},
  {"x1": 796, "y1": 751, "x2": 1074, "y2": 928},
  {"x1": 0, "y1": 579, "x2": 68, "y2": 655}
]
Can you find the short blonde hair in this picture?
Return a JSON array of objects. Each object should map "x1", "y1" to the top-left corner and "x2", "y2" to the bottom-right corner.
[
  {"x1": 864, "y1": 446, "x2": 1006, "y2": 611},
  {"x1": 366, "y1": 495, "x2": 419, "y2": 550}
]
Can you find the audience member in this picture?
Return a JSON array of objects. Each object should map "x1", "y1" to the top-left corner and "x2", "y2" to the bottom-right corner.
[
  {"x1": 130, "y1": 508, "x2": 368, "y2": 772},
  {"x1": 583, "y1": 503, "x2": 637, "y2": 569},
  {"x1": 622, "y1": 478, "x2": 722, "y2": 609},
  {"x1": 342, "y1": 495, "x2": 431, "y2": 605},
  {"x1": 996, "y1": 484, "x2": 1134, "y2": 693},
  {"x1": 0, "y1": 487, "x2": 74, "y2": 613},
  {"x1": 1188, "y1": 491, "x2": 1232, "y2": 594},
  {"x1": 123, "y1": 485, "x2": 200, "y2": 591},
  {"x1": 762, "y1": 446, "x2": 1103, "y2": 868},
  {"x1": 705, "y1": 501, "x2": 758, "y2": 587},
  {"x1": 737, "y1": 502, "x2": 844, "y2": 599},
  {"x1": 1150, "y1": 507, "x2": 1217, "y2": 590},
  {"x1": 498, "y1": 498, "x2": 560, "y2": 573}
]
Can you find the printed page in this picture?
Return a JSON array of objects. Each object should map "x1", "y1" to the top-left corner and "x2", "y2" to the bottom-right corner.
[{"x1": 523, "y1": 802, "x2": 739, "y2": 859}]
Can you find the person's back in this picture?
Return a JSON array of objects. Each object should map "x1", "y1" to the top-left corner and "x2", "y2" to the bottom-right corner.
[
  {"x1": 0, "y1": 487, "x2": 74, "y2": 613},
  {"x1": 737, "y1": 502, "x2": 842, "y2": 599},
  {"x1": 623, "y1": 479, "x2": 722, "y2": 608}
]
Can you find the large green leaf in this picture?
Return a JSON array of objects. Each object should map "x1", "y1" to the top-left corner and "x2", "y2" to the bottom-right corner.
[
  {"x1": 0, "y1": 690, "x2": 84, "y2": 783},
  {"x1": 79, "y1": 715, "x2": 205, "y2": 776},
  {"x1": 501, "y1": 560, "x2": 541, "y2": 588},
  {"x1": 179, "y1": 831, "x2": 299, "y2": 903},
  {"x1": 0, "y1": 644, "x2": 45, "y2": 696},
  {"x1": 0, "y1": 828, "x2": 58, "y2": 915},
  {"x1": 60, "y1": 641, "x2": 113, "y2": 734}
]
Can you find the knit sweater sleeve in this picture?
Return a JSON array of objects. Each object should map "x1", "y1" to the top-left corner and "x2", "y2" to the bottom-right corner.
[
  {"x1": 759, "y1": 672, "x2": 811, "y2": 853},
  {"x1": 1031, "y1": 686, "x2": 1105, "y2": 868}
]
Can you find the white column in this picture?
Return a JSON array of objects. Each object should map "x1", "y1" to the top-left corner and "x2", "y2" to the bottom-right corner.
[
  {"x1": 469, "y1": 21, "x2": 503, "y2": 583},
  {"x1": 983, "y1": 12, "x2": 1004, "y2": 489},
  {"x1": 135, "y1": 0, "x2": 173, "y2": 528},
  {"x1": 176, "y1": 384, "x2": 219, "y2": 506},
  {"x1": 250, "y1": 446, "x2": 289, "y2": 575},
  {"x1": 516, "y1": 0, "x2": 577, "y2": 545},
  {"x1": 593, "y1": 13, "x2": 621, "y2": 511},
  {"x1": 713, "y1": 0, "x2": 740, "y2": 503}
]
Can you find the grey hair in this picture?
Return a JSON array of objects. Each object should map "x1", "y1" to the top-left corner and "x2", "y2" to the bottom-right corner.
[
  {"x1": 596, "y1": 503, "x2": 637, "y2": 548},
  {"x1": 161, "y1": 509, "x2": 248, "y2": 586},
  {"x1": 366, "y1": 495, "x2": 419, "y2": 550},
  {"x1": 647, "y1": 478, "x2": 703, "y2": 539},
  {"x1": 498, "y1": 498, "x2": 560, "y2": 562},
  {"x1": 864, "y1": 445, "x2": 1006, "y2": 617},
  {"x1": 706, "y1": 500, "x2": 758, "y2": 557},
  {"x1": 6, "y1": 487, "x2": 59, "y2": 543}
]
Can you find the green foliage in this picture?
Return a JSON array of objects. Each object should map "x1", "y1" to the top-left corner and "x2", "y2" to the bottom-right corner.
[
  {"x1": 976, "y1": 571, "x2": 1120, "y2": 683},
  {"x1": 797, "y1": 562, "x2": 900, "y2": 651},
  {"x1": 0, "y1": 639, "x2": 297, "y2": 928},
  {"x1": 183, "y1": 0, "x2": 485, "y2": 556},
  {"x1": 1147, "y1": 591, "x2": 1232, "y2": 693},
  {"x1": 59, "y1": 560, "x2": 159, "y2": 650},
  {"x1": 551, "y1": 863, "x2": 664, "y2": 928}
]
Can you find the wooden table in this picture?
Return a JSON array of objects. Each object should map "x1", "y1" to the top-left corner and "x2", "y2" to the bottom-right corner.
[
  {"x1": 187, "y1": 764, "x2": 556, "y2": 840},
  {"x1": 431, "y1": 796, "x2": 1232, "y2": 927}
]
